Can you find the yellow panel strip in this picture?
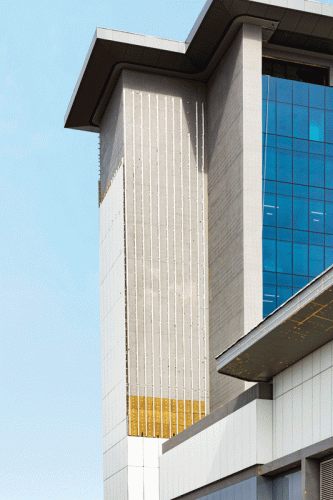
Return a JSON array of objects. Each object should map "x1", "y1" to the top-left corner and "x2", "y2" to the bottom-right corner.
[{"x1": 127, "y1": 396, "x2": 206, "y2": 438}]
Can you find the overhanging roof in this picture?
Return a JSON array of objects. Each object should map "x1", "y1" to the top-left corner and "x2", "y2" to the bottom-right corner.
[
  {"x1": 216, "y1": 265, "x2": 333, "y2": 382},
  {"x1": 65, "y1": 0, "x2": 333, "y2": 131}
]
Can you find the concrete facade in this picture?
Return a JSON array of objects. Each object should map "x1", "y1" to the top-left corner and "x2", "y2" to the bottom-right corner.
[
  {"x1": 273, "y1": 338, "x2": 333, "y2": 460},
  {"x1": 159, "y1": 398, "x2": 273, "y2": 500},
  {"x1": 66, "y1": 0, "x2": 333, "y2": 498},
  {"x1": 100, "y1": 164, "x2": 128, "y2": 497},
  {"x1": 121, "y1": 70, "x2": 209, "y2": 437},
  {"x1": 207, "y1": 23, "x2": 263, "y2": 410},
  {"x1": 99, "y1": 69, "x2": 210, "y2": 498}
]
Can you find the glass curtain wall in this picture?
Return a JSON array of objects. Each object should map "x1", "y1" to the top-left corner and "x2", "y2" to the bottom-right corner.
[{"x1": 262, "y1": 76, "x2": 333, "y2": 317}]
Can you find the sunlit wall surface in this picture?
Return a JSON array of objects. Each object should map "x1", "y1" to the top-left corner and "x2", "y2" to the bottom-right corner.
[{"x1": 262, "y1": 76, "x2": 333, "y2": 317}]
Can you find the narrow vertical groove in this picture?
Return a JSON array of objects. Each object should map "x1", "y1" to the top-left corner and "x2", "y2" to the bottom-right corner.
[
  {"x1": 181, "y1": 103, "x2": 186, "y2": 425},
  {"x1": 195, "y1": 101, "x2": 200, "y2": 424},
  {"x1": 188, "y1": 129, "x2": 193, "y2": 427},
  {"x1": 201, "y1": 101, "x2": 208, "y2": 415},
  {"x1": 133, "y1": 90, "x2": 139, "y2": 436},
  {"x1": 176, "y1": 99, "x2": 181, "y2": 434},
  {"x1": 157, "y1": 94, "x2": 163, "y2": 438},
  {"x1": 148, "y1": 93, "x2": 155, "y2": 436},
  {"x1": 166, "y1": 96, "x2": 171, "y2": 438},
  {"x1": 123, "y1": 89, "x2": 131, "y2": 434},
  {"x1": 173, "y1": 99, "x2": 178, "y2": 432},
  {"x1": 140, "y1": 92, "x2": 147, "y2": 437}
]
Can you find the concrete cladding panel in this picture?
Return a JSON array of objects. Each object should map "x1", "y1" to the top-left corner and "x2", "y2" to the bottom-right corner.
[
  {"x1": 100, "y1": 74, "x2": 124, "y2": 200},
  {"x1": 159, "y1": 399, "x2": 272, "y2": 500},
  {"x1": 100, "y1": 165, "x2": 128, "y2": 496},
  {"x1": 273, "y1": 339, "x2": 333, "y2": 459},
  {"x1": 207, "y1": 24, "x2": 262, "y2": 411},
  {"x1": 122, "y1": 70, "x2": 209, "y2": 438}
]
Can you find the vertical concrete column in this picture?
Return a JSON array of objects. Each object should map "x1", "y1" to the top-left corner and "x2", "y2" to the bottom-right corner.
[
  {"x1": 301, "y1": 458, "x2": 320, "y2": 500},
  {"x1": 207, "y1": 23, "x2": 262, "y2": 411},
  {"x1": 257, "y1": 476, "x2": 273, "y2": 500},
  {"x1": 242, "y1": 23, "x2": 263, "y2": 335}
]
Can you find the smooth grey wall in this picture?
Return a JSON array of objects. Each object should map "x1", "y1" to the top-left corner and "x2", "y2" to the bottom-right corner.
[
  {"x1": 207, "y1": 24, "x2": 263, "y2": 411},
  {"x1": 100, "y1": 74, "x2": 124, "y2": 200}
]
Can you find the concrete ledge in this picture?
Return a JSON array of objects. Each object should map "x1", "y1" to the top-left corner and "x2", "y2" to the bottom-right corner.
[
  {"x1": 260, "y1": 436, "x2": 333, "y2": 476},
  {"x1": 216, "y1": 265, "x2": 333, "y2": 382},
  {"x1": 172, "y1": 465, "x2": 260, "y2": 500},
  {"x1": 162, "y1": 383, "x2": 272, "y2": 454}
]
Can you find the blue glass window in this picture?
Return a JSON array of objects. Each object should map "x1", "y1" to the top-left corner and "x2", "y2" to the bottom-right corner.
[
  {"x1": 277, "y1": 228, "x2": 292, "y2": 241},
  {"x1": 309, "y1": 187, "x2": 324, "y2": 200},
  {"x1": 325, "y1": 202, "x2": 333, "y2": 234},
  {"x1": 277, "y1": 102, "x2": 292, "y2": 137},
  {"x1": 277, "y1": 195, "x2": 292, "y2": 228},
  {"x1": 293, "y1": 243, "x2": 308, "y2": 275},
  {"x1": 326, "y1": 87, "x2": 333, "y2": 111},
  {"x1": 263, "y1": 76, "x2": 331, "y2": 318},
  {"x1": 309, "y1": 84, "x2": 325, "y2": 109},
  {"x1": 310, "y1": 108, "x2": 324, "y2": 142},
  {"x1": 263, "y1": 147, "x2": 276, "y2": 180},
  {"x1": 277, "y1": 273, "x2": 292, "y2": 286},
  {"x1": 277, "y1": 241, "x2": 292, "y2": 274},
  {"x1": 309, "y1": 232, "x2": 324, "y2": 245},
  {"x1": 293, "y1": 151, "x2": 308, "y2": 185},
  {"x1": 277, "y1": 135, "x2": 292, "y2": 150},
  {"x1": 309, "y1": 200, "x2": 324, "y2": 232},
  {"x1": 263, "y1": 271, "x2": 276, "y2": 284},
  {"x1": 263, "y1": 100, "x2": 276, "y2": 135},
  {"x1": 309, "y1": 154, "x2": 324, "y2": 187},
  {"x1": 325, "y1": 247, "x2": 333, "y2": 268},
  {"x1": 277, "y1": 182, "x2": 292, "y2": 195},
  {"x1": 277, "y1": 78, "x2": 292, "y2": 104},
  {"x1": 277, "y1": 149, "x2": 292, "y2": 183},
  {"x1": 263, "y1": 284, "x2": 276, "y2": 316},
  {"x1": 263, "y1": 239, "x2": 276, "y2": 272},
  {"x1": 263, "y1": 193, "x2": 276, "y2": 226},
  {"x1": 293, "y1": 198, "x2": 308, "y2": 231},
  {"x1": 309, "y1": 141, "x2": 324, "y2": 154},
  {"x1": 277, "y1": 286, "x2": 292, "y2": 307},
  {"x1": 309, "y1": 245, "x2": 324, "y2": 276},
  {"x1": 325, "y1": 111, "x2": 333, "y2": 144},
  {"x1": 293, "y1": 106, "x2": 308, "y2": 139},
  {"x1": 293, "y1": 81, "x2": 308, "y2": 106}
]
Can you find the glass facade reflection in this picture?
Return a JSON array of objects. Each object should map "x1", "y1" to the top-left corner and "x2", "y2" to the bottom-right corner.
[{"x1": 262, "y1": 76, "x2": 333, "y2": 317}]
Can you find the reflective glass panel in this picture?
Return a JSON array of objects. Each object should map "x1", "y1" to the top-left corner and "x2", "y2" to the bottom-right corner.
[{"x1": 262, "y1": 76, "x2": 332, "y2": 317}]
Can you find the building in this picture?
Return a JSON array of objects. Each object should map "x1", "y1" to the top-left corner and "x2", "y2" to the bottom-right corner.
[{"x1": 65, "y1": 0, "x2": 333, "y2": 498}]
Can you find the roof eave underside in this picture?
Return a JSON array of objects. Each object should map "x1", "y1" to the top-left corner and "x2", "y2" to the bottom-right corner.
[
  {"x1": 64, "y1": 0, "x2": 333, "y2": 130},
  {"x1": 216, "y1": 265, "x2": 333, "y2": 383}
]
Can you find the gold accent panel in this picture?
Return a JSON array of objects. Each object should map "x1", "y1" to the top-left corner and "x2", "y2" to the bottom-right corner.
[{"x1": 127, "y1": 396, "x2": 206, "y2": 438}]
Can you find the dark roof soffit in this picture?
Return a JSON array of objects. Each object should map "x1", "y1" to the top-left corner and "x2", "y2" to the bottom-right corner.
[
  {"x1": 216, "y1": 265, "x2": 333, "y2": 382},
  {"x1": 65, "y1": 0, "x2": 333, "y2": 131}
]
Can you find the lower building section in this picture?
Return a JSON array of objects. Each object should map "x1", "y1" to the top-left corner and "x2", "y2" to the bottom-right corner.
[
  {"x1": 164, "y1": 471, "x2": 302, "y2": 500},
  {"x1": 104, "y1": 436, "x2": 166, "y2": 500},
  {"x1": 160, "y1": 393, "x2": 273, "y2": 500}
]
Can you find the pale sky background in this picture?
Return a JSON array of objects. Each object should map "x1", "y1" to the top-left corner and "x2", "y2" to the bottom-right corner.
[
  {"x1": 1, "y1": 1, "x2": 206, "y2": 499},
  {"x1": 2, "y1": 0, "x2": 333, "y2": 499}
]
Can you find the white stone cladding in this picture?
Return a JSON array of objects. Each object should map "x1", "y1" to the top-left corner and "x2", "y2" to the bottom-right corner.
[
  {"x1": 100, "y1": 164, "x2": 128, "y2": 499},
  {"x1": 159, "y1": 399, "x2": 273, "y2": 500},
  {"x1": 273, "y1": 339, "x2": 333, "y2": 460}
]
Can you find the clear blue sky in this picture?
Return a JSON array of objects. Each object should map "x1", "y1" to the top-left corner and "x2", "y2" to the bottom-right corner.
[
  {"x1": 2, "y1": 0, "x2": 333, "y2": 499},
  {"x1": 0, "y1": 1, "x2": 205, "y2": 499}
]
